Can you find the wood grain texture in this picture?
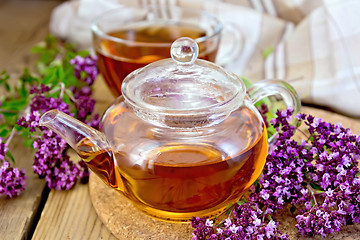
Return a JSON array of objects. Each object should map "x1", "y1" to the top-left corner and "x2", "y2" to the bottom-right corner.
[
  {"x1": 0, "y1": 138, "x2": 46, "y2": 240},
  {"x1": 89, "y1": 173, "x2": 194, "y2": 240},
  {"x1": 0, "y1": 1, "x2": 116, "y2": 239},
  {"x1": 32, "y1": 78, "x2": 117, "y2": 239},
  {"x1": 1, "y1": 1, "x2": 360, "y2": 239},
  {"x1": 32, "y1": 180, "x2": 117, "y2": 240},
  {"x1": 0, "y1": 0, "x2": 61, "y2": 72},
  {"x1": 0, "y1": 1, "x2": 61, "y2": 239}
]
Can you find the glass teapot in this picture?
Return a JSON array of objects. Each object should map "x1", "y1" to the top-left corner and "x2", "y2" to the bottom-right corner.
[{"x1": 39, "y1": 38, "x2": 300, "y2": 222}]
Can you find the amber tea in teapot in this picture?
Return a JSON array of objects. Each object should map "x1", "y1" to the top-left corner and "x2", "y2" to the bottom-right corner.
[
  {"x1": 39, "y1": 38, "x2": 300, "y2": 222},
  {"x1": 76, "y1": 105, "x2": 268, "y2": 220}
]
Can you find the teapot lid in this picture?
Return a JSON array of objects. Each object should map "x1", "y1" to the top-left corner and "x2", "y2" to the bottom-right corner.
[{"x1": 121, "y1": 37, "x2": 246, "y2": 127}]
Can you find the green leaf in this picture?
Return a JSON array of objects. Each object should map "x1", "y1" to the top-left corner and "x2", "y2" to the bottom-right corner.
[
  {"x1": 20, "y1": 128, "x2": 30, "y2": 138},
  {"x1": 66, "y1": 75, "x2": 79, "y2": 88},
  {"x1": 266, "y1": 125, "x2": 277, "y2": 136},
  {"x1": 31, "y1": 34, "x2": 60, "y2": 66},
  {"x1": 0, "y1": 125, "x2": 10, "y2": 138},
  {"x1": 1, "y1": 98, "x2": 28, "y2": 111},
  {"x1": 64, "y1": 42, "x2": 76, "y2": 53},
  {"x1": 309, "y1": 182, "x2": 322, "y2": 190},
  {"x1": 62, "y1": 54, "x2": 79, "y2": 87},
  {"x1": 236, "y1": 198, "x2": 247, "y2": 206},
  {"x1": 5, "y1": 151, "x2": 15, "y2": 163},
  {"x1": 23, "y1": 138, "x2": 34, "y2": 147},
  {"x1": 77, "y1": 50, "x2": 90, "y2": 57},
  {"x1": 17, "y1": 84, "x2": 29, "y2": 98},
  {"x1": 225, "y1": 203, "x2": 234, "y2": 215},
  {"x1": 262, "y1": 46, "x2": 274, "y2": 59},
  {"x1": 240, "y1": 76, "x2": 252, "y2": 89},
  {"x1": 14, "y1": 124, "x2": 24, "y2": 131},
  {"x1": 20, "y1": 68, "x2": 38, "y2": 85},
  {"x1": 62, "y1": 94, "x2": 73, "y2": 106},
  {"x1": 5, "y1": 83, "x2": 11, "y2": 92},
  {"x1": 314, "y1": 189, "x2": 324, "y2": 194},
  {"x1": 1, "y1": 117, "x2": 17, "y2": 126},
  {"x1": 44, "y1": 50, "x2": 58, "y2": 65},
  {"x1": 80, "y1": 71, "x2": 87, "y2": 80},
  {"x1": 44, "y1": 34, "x2": 58, "y2": 49},
  {"x1": 0, "y1": 70, "x2": 11, "y2": 92},
  {"x1": 0, "y1": 70, "x2": 10, "y2": 83},
  {"x1": 0, "y1": 112, "x2": 18, "y2": 122},
  {"x1": 42, "y1": 65, "x2": 63, "y2": 85},
  {"x1": 19, "y1": 128, "x2": 34, "y2": 148},
  {"x1": 56, "y1": 65, "x2": 65, "y2": 81},
  {"x1": 31, "y1": 45, "x2": 45, "y2": 54}
]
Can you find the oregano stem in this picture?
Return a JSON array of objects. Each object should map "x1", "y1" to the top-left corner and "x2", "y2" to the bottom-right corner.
[
  {"x1": 297, "y1": 129, "x2": 310, "y2": 140},
  {"x1": 59, "y1": 82, "x2": 65, "y2": 99},
  {"x1": 307, "y1": 184, "x2": 318, "y2": 205},
  {"x1": 0, "y1": 109, "x2": 19, "y2": 114},
  {"x1": 5, "y1": 127, "x2": 16, "y2": 146},
  {"x1": 65, "y1": 88, "x2": 77, "y2": 103}
]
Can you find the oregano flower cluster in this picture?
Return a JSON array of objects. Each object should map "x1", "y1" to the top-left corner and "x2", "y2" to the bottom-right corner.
[
  {"x1": 17, "y1": 85, "x2": 89, "y2": 190},
  {"x1": 0, "y1": 139, "x2": 26, "y2": 197},
  {"x1": 191, "y1": 108, "x2": 360, "y2": 239},
  {"x1": 16, "y1": 55, "x2": 99, "y2": 191},
  {"x1": 70, "y1": 55, "x2": 98, "y2": 85},
  {"x1": 0, "y1": 36, "x2": 100, "y2": 197}
]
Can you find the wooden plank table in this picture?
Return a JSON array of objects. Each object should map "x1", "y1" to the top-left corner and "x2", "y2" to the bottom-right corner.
[
  {"x1": 0, "y1": 1, "x2": 116, "y2": 239},
  {"x1": 1, "y1": 1, "x2": 360, "y2": 240}
]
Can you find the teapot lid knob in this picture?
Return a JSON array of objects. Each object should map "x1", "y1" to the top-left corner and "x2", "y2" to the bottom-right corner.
[{"x1": 170, "y1": 37, "x2": 199, "y2": 65}]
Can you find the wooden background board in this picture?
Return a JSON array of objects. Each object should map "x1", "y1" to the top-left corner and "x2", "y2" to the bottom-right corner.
[
  {"x1": 0, "y1": 1, "x2": 59, "y2": 239},
  {"x1": 1, "y1": 1, "x2": 360, "y2": 240},
  {"x1": 0, "y1": 1, "x2": 117, "y2": 239}
]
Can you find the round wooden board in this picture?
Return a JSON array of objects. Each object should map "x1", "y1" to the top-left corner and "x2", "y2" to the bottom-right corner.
[
  {"x1": 89, "y1": 107, "x2": 360, "y2": 240},
  {"x1": 88, "y1": 172, "x2": 194, "y2": 240}
]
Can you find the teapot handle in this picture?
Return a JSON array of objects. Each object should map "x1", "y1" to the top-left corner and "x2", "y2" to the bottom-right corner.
[{"x1": 247, "y1": 79, "x2": 301, "y2": 140}]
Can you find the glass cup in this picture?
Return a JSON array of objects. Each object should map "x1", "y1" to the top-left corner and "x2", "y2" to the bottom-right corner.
[{"x1": 91, "y1": 5, "x2": 241, "y2": 97}]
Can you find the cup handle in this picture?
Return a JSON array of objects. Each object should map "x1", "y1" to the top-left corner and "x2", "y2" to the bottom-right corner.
[
  {"x1": 247, "y1": 79, "x2": 301, "y2": 141},
  {"x1": 216, "y1": 23, "x2": 245, "y2": 66}
]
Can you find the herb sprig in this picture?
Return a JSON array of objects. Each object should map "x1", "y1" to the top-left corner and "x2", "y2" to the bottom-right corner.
[
  {"x1": 191, "y1": 108, "x2": 360, "y2": 239},
  {"x1": 0, "y1": 35, "x2": 99, "y2": 197}
]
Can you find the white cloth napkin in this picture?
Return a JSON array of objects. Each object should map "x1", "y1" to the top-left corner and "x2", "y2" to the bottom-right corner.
[{"x1": 50, "y1": 0, "x2": 360, "y2": 117}]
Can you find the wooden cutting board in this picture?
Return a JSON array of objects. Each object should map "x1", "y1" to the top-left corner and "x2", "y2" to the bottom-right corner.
[{"x1": 88, "y1": 106, "x2": 360, "y2": 240}]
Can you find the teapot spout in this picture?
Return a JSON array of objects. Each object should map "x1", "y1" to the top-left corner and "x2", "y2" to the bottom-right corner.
[{"x1": 39, "y1": 109, "x2": 119, "y2": 189}]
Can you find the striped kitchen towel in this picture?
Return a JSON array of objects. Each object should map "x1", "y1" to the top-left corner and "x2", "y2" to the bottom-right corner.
[{"x1": 50, "y1": 0, "x2": 360, "y2": 116}]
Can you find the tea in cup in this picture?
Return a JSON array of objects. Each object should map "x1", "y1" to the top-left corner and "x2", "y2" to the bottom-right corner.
[{"x1": 91, "y1": 5, "x2": 240, "y2": 96}]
